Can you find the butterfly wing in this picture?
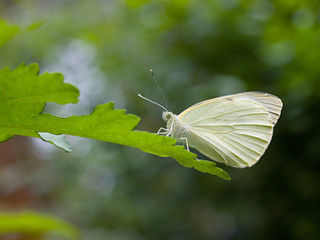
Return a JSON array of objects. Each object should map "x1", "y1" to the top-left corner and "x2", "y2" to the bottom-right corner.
[{"x1": 178, "y1": 93, "x2": 281, "y2": 168}]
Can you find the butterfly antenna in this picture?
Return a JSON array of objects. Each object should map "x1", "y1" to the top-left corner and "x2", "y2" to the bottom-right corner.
[
  {"x1": 150, "y1": 69, "x2": 169, "y2": 110},
  {"x1": 138, "y1": 94, "x2": 168, "y2": 112}
]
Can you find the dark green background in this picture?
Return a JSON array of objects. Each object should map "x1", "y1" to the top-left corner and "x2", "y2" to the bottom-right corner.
[{"x1": 0, "y1": 0, "x2": 319, "y2": 239}]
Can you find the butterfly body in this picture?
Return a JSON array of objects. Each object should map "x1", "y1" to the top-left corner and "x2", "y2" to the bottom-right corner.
[
  {"x1": 163, "y1": 112, "x2": 189, "y2": 140},
  {"x1": 162, "y1": 92, "x2": 282, "y2": 168}
]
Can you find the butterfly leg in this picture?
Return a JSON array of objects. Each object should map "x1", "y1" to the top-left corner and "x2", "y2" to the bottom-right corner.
[
  {"x1": 178, "y1": 137, "x2": 190, "y2": 151},
  {"x1": 165, "y1": 121, "x2": 174, "y2": 137},
  {"x1": 157, "y1": 122, "x2": 174, "y2": 136},
  {"x1": 157, "y1": 127, "x2": 168, "y2": 135},
  {"x1": 178, "y1": 137, "x2": 199, "y2": 161}
]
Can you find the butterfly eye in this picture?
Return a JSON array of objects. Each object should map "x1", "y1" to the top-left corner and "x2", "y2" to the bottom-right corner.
[{"x1": 162, "y1": 112, "x2": 172, "y2": 122}]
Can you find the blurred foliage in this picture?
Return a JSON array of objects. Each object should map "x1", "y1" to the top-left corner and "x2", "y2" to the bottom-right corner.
[
  {"x1": 0, "y1": 0, "x2": 320, "y2": 239},
  {"x1": 0, "y1": 19, "x2": 19, "y2": 47},
  {"x1": 0, "y1": 211, "x2": 79, "y2": 239}
]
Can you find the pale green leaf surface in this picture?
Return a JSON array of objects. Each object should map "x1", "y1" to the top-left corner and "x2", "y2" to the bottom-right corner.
[
  {"x1": 0, "y1": 63, "x2": 230, "y2": 179},
  {"x1": 39, "y1": 132, "x2": 72, "y2": 152},
  {"x1": 0, "y1": 211, "x2": 79, "y2": 239}
]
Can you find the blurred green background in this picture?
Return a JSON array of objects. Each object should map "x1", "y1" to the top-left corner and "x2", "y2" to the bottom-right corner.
[{"x1": 0, "y1": 0, "x2": 320, "y2": 239}]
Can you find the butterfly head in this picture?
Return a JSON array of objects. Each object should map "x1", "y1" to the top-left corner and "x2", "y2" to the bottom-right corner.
[{"x1": 162, "y1": 111, "x2": 174, "y2": 122}]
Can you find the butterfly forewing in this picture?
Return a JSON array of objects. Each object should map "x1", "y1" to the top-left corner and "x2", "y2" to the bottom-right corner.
[{"x1": 178, "y1": 97, "x2": 274, "y2": 168}]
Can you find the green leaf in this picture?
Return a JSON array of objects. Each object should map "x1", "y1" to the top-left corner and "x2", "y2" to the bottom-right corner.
[
  {"x1": 0, "y1": 20, "x2": 20, "y2": 47},
  {"x1": 0, "y1": 63, "x2": 230, "y2": 179},
  {"x1": 192, "y1": 160, "x2": 231, "y2": 180},
  {"x1": 0, "y1": 211, "x2": 79, "y2": 239},
  {"x1": 0, "y1": 63, "x2": 79, "y2": 148}
]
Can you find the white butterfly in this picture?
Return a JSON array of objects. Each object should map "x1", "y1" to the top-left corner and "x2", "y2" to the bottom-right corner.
[{"x1": 140, "y1": 92, "x2": 282, "y2": 168}]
